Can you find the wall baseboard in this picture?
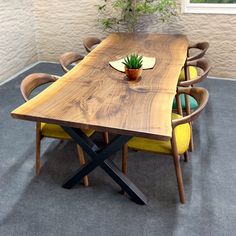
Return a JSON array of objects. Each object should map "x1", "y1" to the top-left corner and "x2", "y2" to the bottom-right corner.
[
  {"x1": 0, "y1": 61, "x2": 235, "y2": 87},
  {"x1": 208, "y1": 76, "x2": 236, "y2": 82},
  {"x1": 0, "y1": 61, "x2": 60, "y2": 86}
]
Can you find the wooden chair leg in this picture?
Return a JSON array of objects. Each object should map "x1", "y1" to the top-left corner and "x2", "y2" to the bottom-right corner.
[
  {"x1": 185, "y1": 94, "x2": 191, "y2": 115},
  {"x1": 189, "y1": 123, "x2": 194, "y2": 152},
  {"x1": 184, "y1": 151, "x2": 189, "y2": 162},
  {"x1": 76, "y1": 145, "x2": 89, "y2": 187},
  {"x1": 35, "y1": 123, "x2": 41, "y2": 175},
  {"x1": 184, "y1": 92, "x2": 194, "y2": 152},
  {"x1": 173, "y1": 154, "x2": 186, "y2": 204},
  {"x1": 122, "y1": 144, "x2": 128, "y2": 175},
  {"x1": 171, "y1": 135, "x2": 186, "y2": 204},
  {"x1": 102, "y1": 132, "x2": 109, "y2": 144},
  {"x1": 175, "y1": 93, "x2": 183, "y2": 116}
]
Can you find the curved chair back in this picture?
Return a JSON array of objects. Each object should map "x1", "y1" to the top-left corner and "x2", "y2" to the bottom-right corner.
[
  {"x1": 187, "y1": 42, "x2": 209, "y2": 61},
  {"x1": 59, "y1": 52, "x2": 84, "y2": 73},
  {"x1": 179, "y1": 58, "x2": 211, "y2": 87},
  {"x1": 172, "y1": 87, "x2": 209, "y2": 128},
  {"x1": 20, "y1": 73, "x2": 59, "y2": 102},
  {"x1": 83, "y1": 37, "x2": 101, "y2": 53}
]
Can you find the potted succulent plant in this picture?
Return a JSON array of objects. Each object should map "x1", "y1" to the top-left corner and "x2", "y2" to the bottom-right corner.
[{"x1": 122, "y1": 54, "x2": 143, "y2": 81}]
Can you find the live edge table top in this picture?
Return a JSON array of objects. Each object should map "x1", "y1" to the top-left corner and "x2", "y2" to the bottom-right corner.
[{"x1": 11, "y1": 33, "x2": 188, "y2": 141}]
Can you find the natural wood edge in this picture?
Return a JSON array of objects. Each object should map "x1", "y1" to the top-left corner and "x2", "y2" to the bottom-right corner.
[{"x1": 11, "y1": 112, "x2": 171, "y2": 141}]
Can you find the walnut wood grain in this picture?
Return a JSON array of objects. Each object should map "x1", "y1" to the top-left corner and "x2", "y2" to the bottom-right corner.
[{"x1": 11, "y1": 33, "x2": 188, "y2": 140}]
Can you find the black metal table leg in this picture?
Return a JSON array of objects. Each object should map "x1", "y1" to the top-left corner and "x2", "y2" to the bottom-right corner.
[{"x1": 61, "y1": 126, "x2": 147, "y2": 205}]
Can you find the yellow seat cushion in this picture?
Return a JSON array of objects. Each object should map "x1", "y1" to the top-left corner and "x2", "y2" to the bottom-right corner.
[
  {"x1": 128, "y1": 113, "x2": 190, "y2": 155},
  {"x1": 41, "y1": 123, "x2": 94, "y2": 140},
  {"x1": 178, "y1": 66, "x2": 198, "y2": 81}
]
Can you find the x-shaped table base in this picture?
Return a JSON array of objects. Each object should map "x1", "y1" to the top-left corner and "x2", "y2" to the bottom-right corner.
[{"x1": 61, "y1": 126, "x2": 147, "y2": 205}]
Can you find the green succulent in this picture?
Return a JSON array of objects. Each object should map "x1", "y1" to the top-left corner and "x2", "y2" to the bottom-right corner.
[{"x1": 122, "y1": 54, "x2": 143, "y2": 69}]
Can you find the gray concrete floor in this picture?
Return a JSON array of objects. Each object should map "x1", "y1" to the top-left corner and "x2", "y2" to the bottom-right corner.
[{"x1": 0, "y1": 63, "x2": 236, "y2": 236}]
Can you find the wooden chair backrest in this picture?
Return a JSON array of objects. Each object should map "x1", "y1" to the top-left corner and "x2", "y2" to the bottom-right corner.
[
  {"x1": 179, "y1": 58, "x2": 211, "y2": 87},
  {"x1": 20, "y1": 73, "x2": 59, "y2": 102},
  {"x1": 59, "y1": 52, "x2": 84, "y2": 73},
  {"x1": 172, "y1": 87, "x2": 209, "y2": 128},
  {"x1": 83, "y1": 37, "x2": 101, "y2": 53},
  {"x1": 187, "y1": 42, "x2": 209, "y2": 61}
]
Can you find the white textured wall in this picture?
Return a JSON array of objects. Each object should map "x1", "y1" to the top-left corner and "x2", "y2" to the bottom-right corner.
[
  {"x1": 33, "y1": 0, "x2": 236, "y2": 79},
  {"x1": 162, "y1": 13, "x2": 236, "y2": 79},
  {"x1": 0, "y1": 0, "x2": 235, "y2": 82},
  {"x1": 33, "y1": 0, "x2": 106, "y2": 62},
  {"x1": 0, "y1": 0, "x2": 37, "y2": 83}
]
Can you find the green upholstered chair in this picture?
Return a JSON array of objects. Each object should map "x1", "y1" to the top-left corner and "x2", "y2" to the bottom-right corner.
[
  {"x1": 173, "y1": 94, "x2": 198, "y2": 111},
  {"x1": 122, "y1": 87, "x2": 209, "y2": 204},
  {"x1": 174, "y1": 58, "x2": 211, "y2": 111}
]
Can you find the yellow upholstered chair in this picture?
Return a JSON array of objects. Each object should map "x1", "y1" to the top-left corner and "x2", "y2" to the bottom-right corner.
[
  {"x1": 20, "y1": 73, "x2": 94, "y2": 186},
  {"x1": 122, "y1": 87, "x2": 209, "y2": 203},
  {"x1": 178, "y1": 42, "x2": 209, "y2": 81},
  {"x1": 179, "y1": 66, "x2": 198, "y2": 82},
  {"x1": 83, "y1": 37, "x2": 101, "y2": 53},
  {"x1": 175, "y1": 58, "x2": 211, "y2": 152}
]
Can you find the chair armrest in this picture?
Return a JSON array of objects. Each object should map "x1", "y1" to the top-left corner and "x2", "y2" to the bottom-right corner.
[
  {"x1": 172, "y1": 87, "x2": 209, "y2": 128},
  {"x1": 178, "y1": 58, "x2": 211, "y2": 87}
]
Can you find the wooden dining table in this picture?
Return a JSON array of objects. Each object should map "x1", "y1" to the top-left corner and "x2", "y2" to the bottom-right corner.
[{"x1": 11, "y1": 33, "x2": 188, "y2": 205}]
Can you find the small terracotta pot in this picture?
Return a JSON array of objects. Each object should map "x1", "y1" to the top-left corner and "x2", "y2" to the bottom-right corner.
[{"x1": 125, "y1": 67, "x2": 142, "y2": 81}]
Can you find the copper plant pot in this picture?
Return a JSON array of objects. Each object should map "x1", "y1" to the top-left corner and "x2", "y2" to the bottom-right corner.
[{"x1": 125, "y1": 67, "x2": 142, "y2": 81}]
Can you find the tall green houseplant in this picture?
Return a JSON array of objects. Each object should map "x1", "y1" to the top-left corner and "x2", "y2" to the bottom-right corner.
[{"x1": 97, "y1": 0, "x2": 177, "y2": 32}]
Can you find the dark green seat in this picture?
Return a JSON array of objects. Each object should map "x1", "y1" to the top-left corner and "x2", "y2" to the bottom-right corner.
[{"x1": 173, "y1": 94, "x2": 198, "y2": 110}]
